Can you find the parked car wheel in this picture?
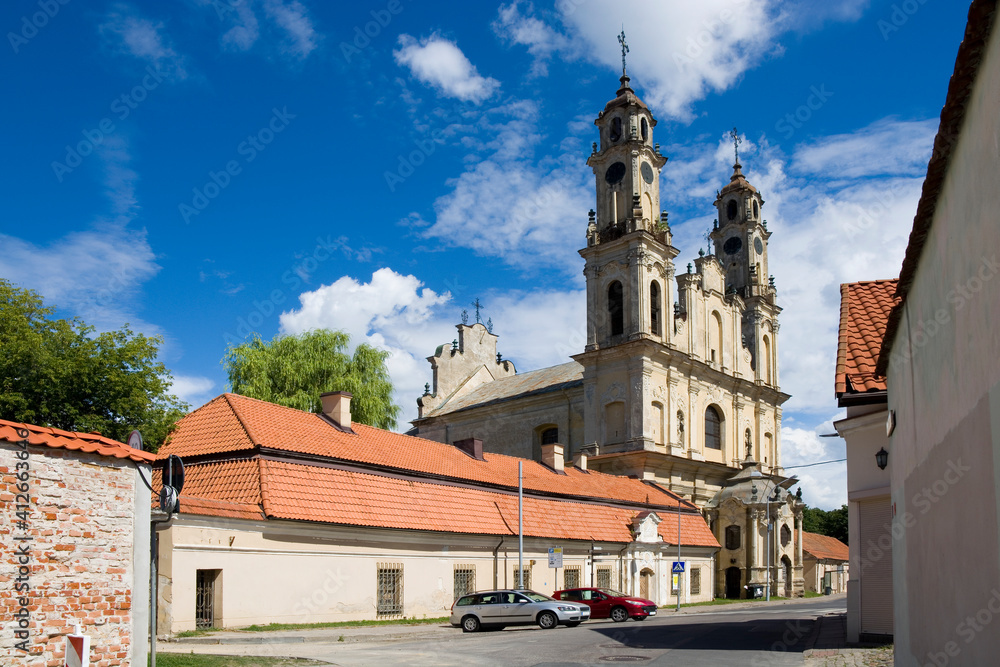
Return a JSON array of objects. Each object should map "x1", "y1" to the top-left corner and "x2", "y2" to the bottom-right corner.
[
  {"x1": 610, "y1": 606, "x2": 629, "y2": 622},
  {"x1": 537, "y1": 611, "x2": 558, "y2": 629},
  {"x1": 564, "y1": 622, "x2": 581, "y2": 628},
  {"x1": 462, "y1": 615, "x2": 481, "y2": 633}
]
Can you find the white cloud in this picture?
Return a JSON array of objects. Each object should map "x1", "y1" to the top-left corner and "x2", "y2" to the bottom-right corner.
[
  {"x1": 497, "y1": 1, "x2": 869, "y2": 121},
  {"x1": 100, "y1": 5, "x2": 189, "y2": 80},
  {"x1": 220, "y1": 1, "x2": 260, "y2": 51},
  {"x1": 394, "y1": 34, "x2": 500, "y2": 104},
  {"x1": 169, "y1": 375, "x2": 217, "y2": 408},
  {"x1": 792, "y1": 118, "x2": 938, "y2": 178},
  {"x1": 0, "y1": 138, "x2": 161, "y2": 333},
  {"x1": 780, "y1": 422, "x2": 847, "y2": 509},
  {"x1": 263, "y1": 0, "x2": 319, "y2": 59}
]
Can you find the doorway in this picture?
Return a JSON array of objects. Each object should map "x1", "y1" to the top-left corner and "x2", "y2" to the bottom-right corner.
[
  {"x1": 782, "y1": 556, "x2": 793, "y2": 598},
  {"x1": 726, "y1": 566, "x2": 742, "y2": 599},
  {"x1": 639, "y1": 568, "x2": 653, "y2": 601}
]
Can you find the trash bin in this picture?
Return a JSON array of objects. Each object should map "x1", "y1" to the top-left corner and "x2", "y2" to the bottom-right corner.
[
  {"x1": 824, "y1": 586, "x2": 833, "y2": 596},
  {"x1": 746, "y1": 584, "x2": 764, "y2": 599}
]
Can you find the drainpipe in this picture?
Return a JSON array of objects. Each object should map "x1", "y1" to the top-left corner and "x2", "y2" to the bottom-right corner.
[
  {"x1": 493, "y1": 537, "x2": 505, "y2": 589},
  {"x1": 618, "y1": 543, "x2": 630, "y2": 592}
]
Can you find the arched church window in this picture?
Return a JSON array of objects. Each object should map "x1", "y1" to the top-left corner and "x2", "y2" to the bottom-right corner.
[
  {"x1": 650, "y1": 281, "x2": 661, "y2": 336},
  {"x1": 727, "y1": 199, "x2": 738, "y2": 221},
  {"x1": 608, "y1": 281, "x2": 624, "y2": 336},
  {"x1": 705, "y1": 406, "x2": 723, "y2": 450},
  {"x1": 780, "y1": 524, "x2": 792, "y2": 548},
  {"x1": 725, "y1": 525, "x2": 740, "y2": 550},
  {"x1": 641, "y1": 117, "x2": 648, "y2": 142},
  {"x1": 610, "y1": 117, "x2": 622, "y2": 142},
  {"x1": 541, "y1": 427, "x2": 558, "y2": 445},
  {"x1": 753, "y1": 200, "x2": 759, "y2": 218},
  {"x1": 763, "y1": 335, "x2": 773, "y2": 384}
]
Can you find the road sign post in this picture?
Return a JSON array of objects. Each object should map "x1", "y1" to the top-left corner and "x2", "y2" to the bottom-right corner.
[{"x1": 548, "y1": 546, "x2": 563, "y2": 569}]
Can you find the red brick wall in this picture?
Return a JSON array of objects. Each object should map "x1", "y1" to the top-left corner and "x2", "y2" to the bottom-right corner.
[{"x1": 1, "y1": 441, "x2": 139, "y2": 666}]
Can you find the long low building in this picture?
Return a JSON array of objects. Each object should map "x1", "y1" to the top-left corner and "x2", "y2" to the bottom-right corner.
[{"x1": 154, "y1": 391, "x2": 720, "y2": 633}]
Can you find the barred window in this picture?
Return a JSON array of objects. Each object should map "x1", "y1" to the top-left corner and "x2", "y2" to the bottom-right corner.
[
  {"x1": 514, "y1": 567, "x2": 531, "y2": 589},
  {"x1": 564, "y1": 566, "x2": 581, "y2": 590},
  {"x1": 377, "y1": 563, "x2": 403, "y2": 617},
  {"x1": 691, "y1": 567, "x2": 701, "y2": 595},
  {"x1": 454, "y1": 566, "x2": 475, "y2": 600},
  {"x1": 196, "y1": 569, "x2": 220, "y2": 629},
  {"x1": 597, "y1": 567, "x2": 611, "y2": 589}
]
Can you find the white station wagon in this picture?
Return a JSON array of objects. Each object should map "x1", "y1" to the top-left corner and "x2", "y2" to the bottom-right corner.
[{"x1": 450, "y1": 589, "x2": 591, "y2": 632}]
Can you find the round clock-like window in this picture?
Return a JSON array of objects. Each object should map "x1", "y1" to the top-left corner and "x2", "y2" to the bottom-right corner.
[
  {"x1": 641, "y1": 162, "x2": 654, "y2": 184},
  {"x1": 723, "y1": 237, "x2": 742, "y2": 255},
  {"x1": 605, "y1": 162, "x2": 626, "y2": 184},
  {"x1": 754, "y1": 237, "x2": 763, "y2": 254},
  {"x1": 727, "y1": 200, "x2": 738, "y2": 220}
]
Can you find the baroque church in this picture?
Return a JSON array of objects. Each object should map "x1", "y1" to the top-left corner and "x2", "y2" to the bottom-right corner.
[{"x1": 412, "y1": 54, "x2": 805, "y2": 597}]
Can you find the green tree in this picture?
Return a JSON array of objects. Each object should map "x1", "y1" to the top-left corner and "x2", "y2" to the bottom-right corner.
[
  {"x1": 222, "y1": 329, "x2": 400, "y2": 430},
  {"x1": 802, "y1": 504, "x2": 849, "y2": 545},
  {"x1": 0, "y1": 279, "x2": 188, "y2": 451}
]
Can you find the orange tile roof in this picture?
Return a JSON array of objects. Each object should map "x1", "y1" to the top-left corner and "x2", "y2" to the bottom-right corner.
[
  {"x1": 161, "y1": 393, "x2": 686, "y2": 509},
  {"x1": 802, "y1": 531, "x2": 849, "y2": 562},
  {"x1": 159, "y1": 394, "x2": 719, "y2": 548},
  {"x1": 0, "y1": 418, "x2": 155, "y2": 463},
  {"x1": 835, "y1": 280, "x2": 899, "y2": 399}
]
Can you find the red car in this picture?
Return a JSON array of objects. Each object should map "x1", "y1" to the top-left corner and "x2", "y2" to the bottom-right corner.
[{"x1": 552, "y1": 587, "x2": 657, "y2": 622}]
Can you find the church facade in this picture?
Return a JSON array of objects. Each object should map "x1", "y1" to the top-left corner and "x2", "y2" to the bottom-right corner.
[{"x1": 412, "y1": 62, "x2": 803, "y2": 597}]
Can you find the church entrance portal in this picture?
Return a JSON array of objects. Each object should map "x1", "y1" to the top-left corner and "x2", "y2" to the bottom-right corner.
[{"x1": 726, "y1": 567, "x2": 742, "y2": 599}]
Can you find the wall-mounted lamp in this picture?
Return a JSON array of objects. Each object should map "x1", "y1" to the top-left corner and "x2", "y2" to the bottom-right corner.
[{"x1": 875, "y1": 447, "x2": 889, "y2": 470}]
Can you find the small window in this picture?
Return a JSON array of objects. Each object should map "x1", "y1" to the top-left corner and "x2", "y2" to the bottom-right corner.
[
  {"x1": 781, "y1": 524, "x2": 792, "y2": 548},
  {"x1": 727, "y1": 199, "x2": 738, "y2": 221},
  {"x1": 514, "y1": 567, "x2": 531, "y2": 589},
  {"x1": 650, "y1": 281, "x2": 661, "y2": 336},
  {"x1": 196, "y1": 569, "x2": 220, "y2": 629},
  {"x1": 454, "y1": 566, "x2": 475, "y2": 600},
  {"x1": 705, "y1": 406, "x2": 723, "y2": 450},
  {"x1": 541, "y1": 427, "x2": 558, "y2": 445},
  {"x1": 753, "y1": 200, "x2": 759, "y2": 217},
  {"x1": 377, "y1": 563, "x2": 403, "y2": 617},
  {"x1": 725, "y1": 525, "x2": 741, "y2": 550},
  {"x1": 641, "y1": 117, "x2": 649, "y2": 141},
  {"x1": 691, "y1": 567, "x2": 701, "y2": 595},
  {"x1": 610, "y1": 117, "x2": 622, "y2": 142},
  {"x1": 597, "y1": 568, "x2": 612, "y2": 589},
  {"x1": 564, "y1": 566, "x2": 581, "y2": 590},
  {"x1": 608, "y1": 281, "x2": 624, "y2": 336}
]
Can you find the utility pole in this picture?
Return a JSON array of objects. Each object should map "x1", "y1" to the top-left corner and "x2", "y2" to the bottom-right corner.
[
  {"x1": 676, "y1": 495, "x2": 682, "y2": 612},
  {"x1": 518, "y1": 461, "x2": 523, "y2": 589}
]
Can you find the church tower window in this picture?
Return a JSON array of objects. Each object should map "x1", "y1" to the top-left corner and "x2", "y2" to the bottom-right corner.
[
  {"x1": 650, "y1": 281, "x2": 661, "y2": 336},
  {"x1": 541, "y1": 427, "x2": 558, "y2": 445},
  {"x1": 608, "y1": 281, "x2": 624, "y2": 336},
  {"x1": 605, "y1": 402, "x2": 626, "y2": 444},
  {"x1": 705, "y1": 406, "x2": 723, "y2": 450},
  {"x1": 725, "y1": 525, "x2": 741, "y2": 550},
  {"x1": 640, "y1": 117, "x2": 648, "y2": 142},
  {"x1": 609, "y1": 117, "x2": 622, "y2": 143},
  {"x1": 726, "y1": 199, "x2": 738, "y2": 221}
]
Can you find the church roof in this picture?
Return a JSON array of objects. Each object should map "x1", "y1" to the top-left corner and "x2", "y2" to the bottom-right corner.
[
  {"x1": 602, "y1": 74, "x2": 649, "y2": 113},
  {"x1": 835, "y1": 279, "x2": 899, "y2": 401},
  {"x1": 422, "y1": 361, "x2": 583, "y2": 418},
  {"x1": 155, "y1": 393, "x2": 719, "y2": 547},
  {"x1": 802, "y1": 531, "x2": 849, "y2": 562},
  {"x1": 719, "y1": 162, "x2": 758, "y2": 196}
]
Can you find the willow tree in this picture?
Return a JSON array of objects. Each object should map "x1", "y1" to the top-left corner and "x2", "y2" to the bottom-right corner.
[{"x1": 222, "y1": 329, "x2": 400, "y2": 430}]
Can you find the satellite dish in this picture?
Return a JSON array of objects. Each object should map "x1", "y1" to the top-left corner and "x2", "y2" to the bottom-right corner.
[
  {"x1": 163, "y1": 455, "x2": 185, "y2": 495},
  {"x1": 127, "y1": 430, "x2": 143, "y2": 451},
  {"x1": 159, "y1": 485, "x2": 178, "y2": 514}
]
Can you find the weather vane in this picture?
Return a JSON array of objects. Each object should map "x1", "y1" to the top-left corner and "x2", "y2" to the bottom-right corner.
[
  {"x1": 730, "y1": 127, "x2": 742, "y2": 165},
  {"x1": 618, "y1": 28, "x2": 629, "y2": 76},
  {"x1": 472, "y1": 298, "x2": 483, "y2": 324}
]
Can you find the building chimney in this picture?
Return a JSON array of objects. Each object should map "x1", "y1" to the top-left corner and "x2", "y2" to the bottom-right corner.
[
  {"x1": 541, "y1": 443, "x2": 564, "y2": 473},
  {"x1": 320, "y1": 391, "x2": 352, "y2": 429},
  {"x1": 572, "y1": 451, "x2": 588, "y2": 471},
  {"x1": 453, "y1": 438, "x2": 484, "y2": 461}
]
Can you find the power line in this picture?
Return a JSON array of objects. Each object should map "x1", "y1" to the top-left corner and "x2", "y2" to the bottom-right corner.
[{"x1": 784, "y1": 458, "x2": 847, "y2": 469}]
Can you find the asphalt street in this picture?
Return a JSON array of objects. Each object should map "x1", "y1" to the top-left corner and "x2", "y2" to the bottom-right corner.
[{"x1": 162, "y1": 596, "x2": 847, "y2": 666}]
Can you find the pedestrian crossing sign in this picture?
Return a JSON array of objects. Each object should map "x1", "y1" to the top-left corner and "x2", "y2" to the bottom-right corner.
[{"x1": 672, "y1": 561, "x2": 685, "y2": 573}]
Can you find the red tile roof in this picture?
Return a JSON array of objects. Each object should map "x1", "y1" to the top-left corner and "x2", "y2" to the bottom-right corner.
[
  {"x1": 0, "y1": 418, "x2": 155, "y2": 464},
  {"x1": 160, "y1": 394, "x2": 719, "y2": 548},
  {"x1": 835, "y1": 280, "x2": 899, "y2": 400},
  {"x1": 802, "y1": 531, "x2": 849, "y2": 562}
]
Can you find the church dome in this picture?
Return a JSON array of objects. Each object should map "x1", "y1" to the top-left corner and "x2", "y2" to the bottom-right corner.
[
  {"x1": 719, "y1": 162, "x2": 758, "y2": 196},
  {"x1": 603, "y1": 74, "x2": 649, "y2": 113}
]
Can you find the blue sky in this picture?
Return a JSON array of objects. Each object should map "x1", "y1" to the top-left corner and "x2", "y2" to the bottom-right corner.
[{"x1": 1, "y1": 0, "x2": 972, "y2": 508}]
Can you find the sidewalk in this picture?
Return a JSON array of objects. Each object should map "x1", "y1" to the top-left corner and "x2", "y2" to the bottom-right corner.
[{"x1": 803, "y1": 613, "x2": 893, "y2": 667}]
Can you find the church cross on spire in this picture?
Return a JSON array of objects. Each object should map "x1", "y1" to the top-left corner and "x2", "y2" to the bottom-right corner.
[
  {"x1": 472, "y1": 298, "x2": 483, "y2": 324},
  {"x1": 617, "y1": 29, "x2": 629, "y2": 76},
  {"x1": 730, "y1": 127, "x2": 742, "y2": 165}
]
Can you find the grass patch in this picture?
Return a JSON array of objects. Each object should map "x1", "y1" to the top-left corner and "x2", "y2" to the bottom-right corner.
[
  {"x1": 804, "y1": 591, "x2": 824, "y2": 598},
  {"x1": 151, "y1": 656, "x2": 325, "y2": 667},
  {"x1": 236, "y1": 616, "x2": 451, "y2": 632}
]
